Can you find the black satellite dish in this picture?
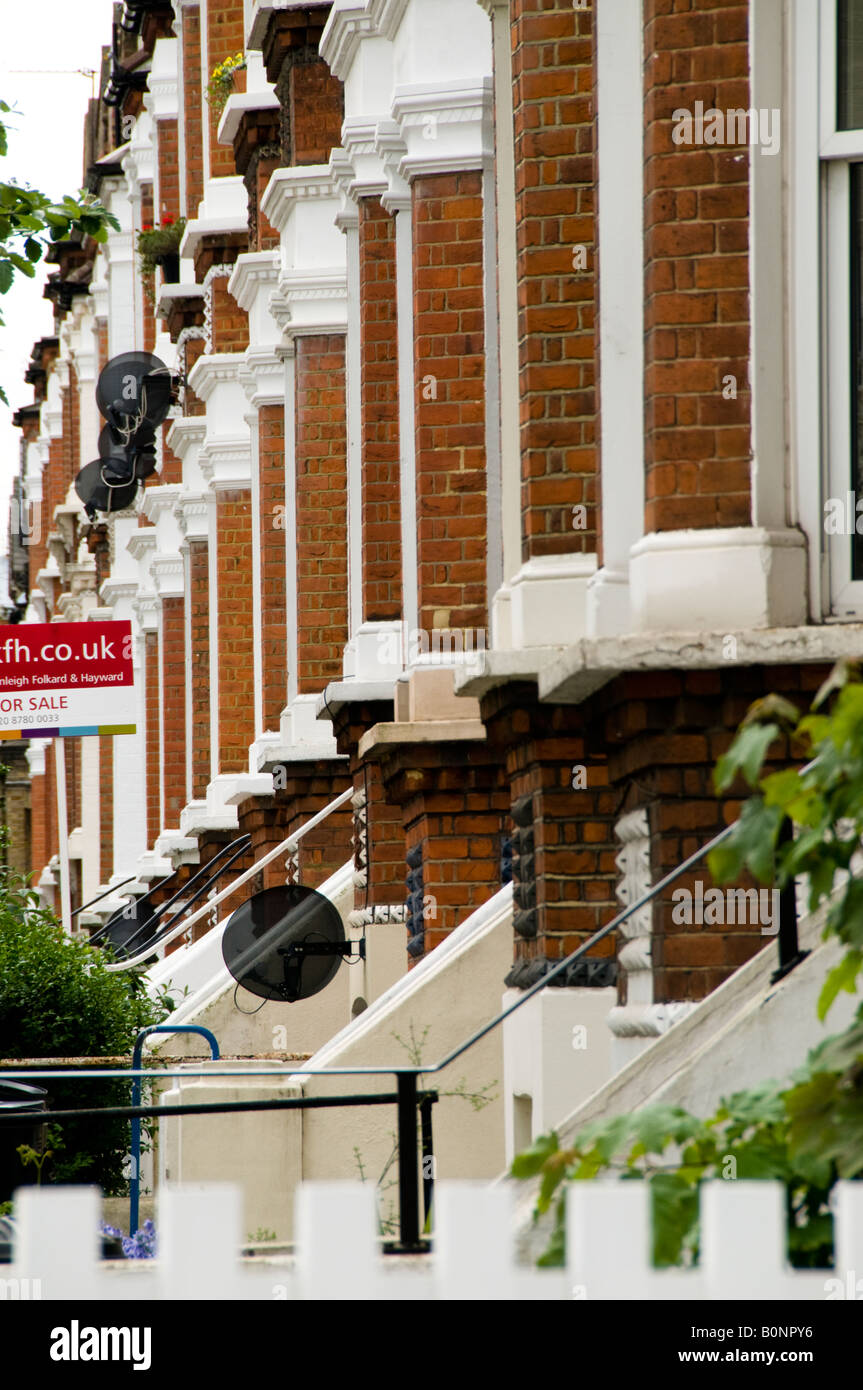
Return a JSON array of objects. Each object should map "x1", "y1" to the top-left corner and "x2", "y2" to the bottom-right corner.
[
  {"x1": 96, "y1": 351, "x2": 174, "y2": 435},
  {"x1": 74, "y1": 458, "x2": 139, "y2": 518},
  {"x1": 98, "y1": 422, "x2": 121, "y2": 457},
  {"x1": 221, "y1": 884, "x2": 357, "y2": 1004}
]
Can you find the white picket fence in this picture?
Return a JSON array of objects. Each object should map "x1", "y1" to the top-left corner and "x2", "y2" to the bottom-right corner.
[{"x1": 3, "y1": 1180, "x2": 863, "y2": 1300}]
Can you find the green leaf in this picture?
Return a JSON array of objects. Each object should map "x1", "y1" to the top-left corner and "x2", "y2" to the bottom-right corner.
[
  {"x1": 23, "y1": 237, "x2": 42, "y2": 263},
  {"x1": 650, "y1": 1174, "x2": 700, "y2": 1267},
  {"x1": 813, "y1": 660, "x2": 861, "y2": 709},
  {"x1": 0, "y1": 260, "x2": 13, "y2": 294},
  {"x1": 817, "y1": 951, "x2": 863, "y2": 1021},
  {"x1": 715, "y1": 722, "x2": 780, "y2": 792},
  {"x1": 510, "y1": 1129, "x2": 559, "y2": 1180}
]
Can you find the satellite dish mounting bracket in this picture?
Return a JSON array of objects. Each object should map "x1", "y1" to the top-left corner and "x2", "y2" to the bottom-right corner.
[{"x1": 276, "y1": 937, "x2": 365, "y2": 1003}]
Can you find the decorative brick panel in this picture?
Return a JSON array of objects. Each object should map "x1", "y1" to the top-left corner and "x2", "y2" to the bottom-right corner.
[
  {"x1": 99, "y1": 734, "x2": 113, "y2": 884},
  {"x1": 359, "y1": 197, "x2": 402, "y2": 623},
  {"x1": 66, "y1": 738, "x2": 80, "y2": 835},
  {"x1": 216, "y1": 489, "x2": 255, "y2": 771},
  {"x1": 182, "y1": 4, "x2": 204, "y2": 215},
  {"x1": 61, "y1": 369, "x2": 80, "y2": 494},
  {"x1": 239, "y1": 765, "x2": 353, "y2": 893},
  {"x1": 599, "y1": 663, "x2": 828, "y2": 1005},
  {"x1": 369, "y1": 734, "x2": 509, "y2": 956},
  {"x1": 161, "y1": 425, "x2": 182, "y2": 487},
  {"x1": 144, "y1": 631, "x2": 160, "y2": 845},
  {"x1": 482, "y1": 687, "x2": 618, "y2": 978},
  {"x1": 261, "y1": 7, "x2": 344, "y2": 168},
  {"x1": 642, "y1": 0, "x2": 751, "y2": 532},
  {"x1": 207, "y1": 0, "x2": 245, "y2": 178},
  {"x1": 295, "y1": 334, "x2": 349, "y2": 693},
  {"x1": 141, "y1": 184, "x2": 156, "y2": 355},
  {"x1": 188, "y1": 538, "x2": 210, "y2": 798},
  {"x1": 210, "y1": 277, "x2": 249, "y2": 353},
  {"x1": 288, "y1": 57, "x2": 343, "y2": 166},
  {"x1": 30, "y1": 763, "x2": 47, "y2": 883},
  {"x1": 413, "y1": 171, "x2": 487, "y2": 635},
  {"x1": 510, "y1": 0, "x2": 598, "y2": 561},
  {"x1": 162, "y1": 597, "x2": 186, "y2": 827},
  {"x1": 258, "y1": 403, "x2": 287, "y2": 730},
  {"x1": 46, "y1": 742, "x2": 57, "y2": 887},
  {"x1": 156, "y1": 117, "x2": 180, "y2": 224},
  {"x1": 329, "y1": 699, "x2": 406, "y2": 930}
]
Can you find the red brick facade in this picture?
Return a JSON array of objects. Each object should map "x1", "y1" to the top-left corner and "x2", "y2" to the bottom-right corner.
[
  {"x1": 189, "y1": 539, "x2": 210, "y2": 798},
  {"x1": 14, "y1": 0, "x2": 819, "y2": 1033},
  {"x1": 161, "y1": 596, "x2": 186, "y2": 826},
  {"x1": 259, "y1": 403, "x2": 287, "y2": 730},
  {"x1": 294, "y1": 334, "x2": 349, "y2": 694},
  {"x1": 359, "y1": 197, "x2": 402, "y2": 624},
  {"x1": 182, "y1": 3, "x2": 204, "y2": 215},
  {"x1": 99, "y1": 734, "x2": 113, "y2": 884},
  {"x1": 413, "y1": 171, "x2": 487, "y2": 635},
  {"x1": 215, "y1": 490, "x2": 255, "y2": 772},
  {"x1": 510, "y1": 0, "x2": 598, "y2": 560},
  {"x1": 207, "y1": 0, "x2": 245, "y2": 178},
  {"x1": 642, "y1": 0, "x2": 751, "y2": 532},
  {"x1": 144, "y1": 630, "x2": 160, "y2": 846}
]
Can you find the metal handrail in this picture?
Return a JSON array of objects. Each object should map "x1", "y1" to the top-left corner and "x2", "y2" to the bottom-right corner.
[
  {"x1": 71, "y1": 875, "x2": 136, "y2": 919},
  {"x1": 87, "y1": 864, "x2": 184, "y2": 947},
  {"x1": 128, "y1": 1025, "x2": 219, "y2": 1235},
  {"x1": 104, "y1": 786, "x2": 353, "y2": 971},
  {"x1": 89, "y1": 834, "x2": 251, "y2": 948},
  {"x1": 109, "y1": 835, "x2": 252, "y2": 959}
]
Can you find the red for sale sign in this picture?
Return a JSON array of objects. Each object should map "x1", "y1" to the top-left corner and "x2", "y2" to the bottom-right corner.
[{"x1": 0, "y1": 620, "x2": 136, "y2": 740}]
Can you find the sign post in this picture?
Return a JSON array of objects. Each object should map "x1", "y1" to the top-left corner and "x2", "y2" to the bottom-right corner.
[
  {"x1": 54, "y1": 740, "x2": 73, "y2": 934},
  {"x1": 0, "y1": 619, "x2": 137, "y2": 931}
]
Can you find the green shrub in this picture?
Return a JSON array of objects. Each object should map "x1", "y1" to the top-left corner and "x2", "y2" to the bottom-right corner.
[{"x1": 0, "y1": 868, "x2": 166, "y2": 1192}]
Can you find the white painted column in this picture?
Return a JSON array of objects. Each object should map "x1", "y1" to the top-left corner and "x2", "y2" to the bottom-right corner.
[
  {"x1": 479, "y1": 0, "x2": 520, "y2": 647},
  {"x1": 750, "y1": 0, "x2": 788, "y2": 532},
  {"x1": 587, "y1": 0, "x2": 645, "y2": 638},
  {"x1": 343, "y1": 212, "x2": 363, "y2": 643},
  {"x1": 101, "y1": 512, "x2": 151, "y2": 880},
  {"x1": 79, "y1": 736, "x2": 101, "y2": 905},
  {"x1": 283, "y1": 346, "x2": 298, "y2": 709}
]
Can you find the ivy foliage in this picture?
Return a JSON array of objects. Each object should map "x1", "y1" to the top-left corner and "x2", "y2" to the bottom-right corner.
[
  {"x1": 0, "y1": 100, "x2": 119, "y2": 404},
  {"x1": 513, "y1": 663, "x2": 863, "y2": 1268}
]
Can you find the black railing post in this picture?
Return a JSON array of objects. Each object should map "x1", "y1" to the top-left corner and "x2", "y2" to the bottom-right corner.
[
  {"x1": 772, "y1": 816, "x2": 809, "y2": 983},
  {"x1": 420, "y1": 1093, "x2": 435, "y2": 1225},
  {"x1": 396, "y1": 1072, "x2": 421, "y2": 1250}
]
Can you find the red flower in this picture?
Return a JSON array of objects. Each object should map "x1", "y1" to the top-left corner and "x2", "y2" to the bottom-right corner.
[
  {"x1": 141, "y1": 223, "x2": 153, "y2": 232},
  {"x1": 161, "y1": 217, "x2": 174, "y2": 227}
]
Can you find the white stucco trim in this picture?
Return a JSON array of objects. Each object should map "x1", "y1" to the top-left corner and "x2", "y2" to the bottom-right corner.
[
  {"x1": 790, "y1": 0, "x2": 826, "y2": 619},
  {"x1": 508, "y1": 554, "x2": 598, "y2": 648},
  {"x1": 629, "y1": 526, "x2": 808, "y2": 632},
  {"x1": 587, "y1": 0, "x2": 644, "y2": 638}
]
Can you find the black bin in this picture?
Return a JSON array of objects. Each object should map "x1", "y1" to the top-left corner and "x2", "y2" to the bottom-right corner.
[{"x1": 0, "y1": 1081, "x2": 48, "y2": 1204}]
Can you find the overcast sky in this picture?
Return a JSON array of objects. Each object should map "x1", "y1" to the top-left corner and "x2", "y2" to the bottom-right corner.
[{"x1": 0, "y1": 0, "x2": 117, "y2": 552}]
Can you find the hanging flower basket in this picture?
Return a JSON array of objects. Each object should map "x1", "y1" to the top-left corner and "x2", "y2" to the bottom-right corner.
[
  {"x1": 205, "y1": 53, "x2": 247, "y2": 116},
  {"x1": 136, "y1": 218, "x2": 185, "y2": 302}
]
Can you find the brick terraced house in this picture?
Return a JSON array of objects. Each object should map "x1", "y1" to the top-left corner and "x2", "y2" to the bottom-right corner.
[{"x1": 9, "y1": 0, "x2": 863, "y2": 1228}]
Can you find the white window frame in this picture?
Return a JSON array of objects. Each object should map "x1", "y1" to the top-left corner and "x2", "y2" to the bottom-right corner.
[{"x1": 821, "y1": 0, "x2": 863, "y2": 614}]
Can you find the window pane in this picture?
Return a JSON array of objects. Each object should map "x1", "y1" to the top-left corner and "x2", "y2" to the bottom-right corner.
[
  {"x1": 851, "y1": 164, "x2": 863, "y2": 578},
  {"x1": 839, "y1": 0, "x2": 863, "y2": 130}
]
